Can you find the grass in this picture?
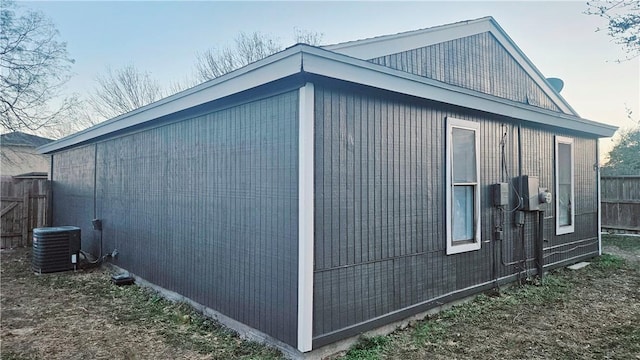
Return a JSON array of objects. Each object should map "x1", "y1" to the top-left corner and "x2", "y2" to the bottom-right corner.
[
  {"x1": 593, "y1": 253, "x2": 626, "y2": 270},
  {"x1": 343, "y1": 336, "x2": 391, "y2": 360},
  {"x1": 0, "y1": 249, "x2": 282, "y2": 359},
  {"x1": 602, "y1": 233, "x2": 640, "y2": 251},
  {"x1": 339, "y1": 249, "x2": 638, "y2": 359},
  {"x1": 4, "y1": 238, "x2": 638, "y2": 359},
  {"x1": 79, "y1": 277, "x2": 282, "y2": 358},
  {"x1": 341, "y1": 271, "x2": 575, "y2": 360}
]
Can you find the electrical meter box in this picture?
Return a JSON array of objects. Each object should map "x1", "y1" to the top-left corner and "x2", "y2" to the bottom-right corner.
[
  {"x1": 492, "y1": 183, "x2": 509, "y2": 207},
  {"x1": 520, "y1": 175, "x2": 551, "y2": 211},
  {"x1": 521, "y1": 176, "x2": 539, "y2": 211}
]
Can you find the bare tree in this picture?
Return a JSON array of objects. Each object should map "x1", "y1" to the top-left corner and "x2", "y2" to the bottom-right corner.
[
  {"x1": 195, "y1": 29, "x2": 323, "y2": 82},
  {"x1": 195, "y1": 32, "x2": 281, "y2": 81},
  {"x1": 293, "y1": 27, "x2": 324, "y2": 46},
  {"x1": 88, "y1": 64, "x2": 165, "y2": 120},
  {"x1": 0, "y1": 0, "x2": 77, "y2": 132},
  {"x1": 586, "y1": 0, "x2": 640, "y2": 60},
  {"x1": 166, "y1": 74, "x2": 201, "y2": 96},
  {"x1": 81, "y1": 29, "x2": 324, "y2": 128}
]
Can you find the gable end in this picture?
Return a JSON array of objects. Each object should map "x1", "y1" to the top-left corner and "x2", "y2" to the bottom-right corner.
[
  {"x1": 368, "y1": 32, "x2": 564, "y2": 113},
  {"x1": 324, "y1": 17, "x2": 579, "y2": 116}
]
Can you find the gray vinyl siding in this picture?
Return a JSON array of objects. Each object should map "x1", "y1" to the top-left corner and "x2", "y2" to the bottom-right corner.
[
  {"x1": 539, "y1": 134, "x2": 599, "y2": 266},
  {"x1": 51, "y1": 90, "x2": 299, "y2": 347},
  {"x1": 52, "y1": 145, "x2": 97, "y2": 254},
  {"x1": 368, "y1": 32, "x2": 565, "y2": 114},
  {"x1": 312, "y1": 83, "x2": 598, "y2": 340}
]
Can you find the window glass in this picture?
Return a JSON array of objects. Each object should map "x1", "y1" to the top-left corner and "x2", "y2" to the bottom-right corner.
[
  {"x1": 558, "y1": 143, "x2": 572, "y2": 226},
  {"x1": 555, "y1": 136, "x2": 574, "y2": 235},
  {"x1": 452, "y1": 128, "x2": 476, "y2": 183},
  {"x1": 452, "y1": 185, "x2": 474, "y2": 241}
]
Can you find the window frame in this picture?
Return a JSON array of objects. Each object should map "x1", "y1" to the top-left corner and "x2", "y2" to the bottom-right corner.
[
  {"x1": 446, "y1": 117, "x2": 481, "y2": 255},
  {"x1": 555, "y1": 136, "x2": 575, "y2": 235}
]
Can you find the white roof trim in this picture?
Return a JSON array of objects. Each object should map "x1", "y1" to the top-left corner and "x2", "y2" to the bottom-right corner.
[
  {"x1": 39, "y1": 44, "x2": 616, "y2": 154},
  {"x1": 38, "y1": 47, "x2": 305, "y2": 154},
  {"x1": 301, "y1": 47, "x2": 615, "y2": 137},
  {"x1": 323, "y1": 17, "x2": 494, "y2": 58},
  {"x1": 323, "y1": 16, "x2": 579, "y2": 116}
]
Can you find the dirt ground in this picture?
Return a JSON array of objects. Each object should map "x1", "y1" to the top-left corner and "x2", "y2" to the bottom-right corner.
[
  {"x1": 1, "y1": 236, "x2": 639, "y2": 360},
  {"x1": 0, "y1": 249, "x2": 280, "y2": 360}
]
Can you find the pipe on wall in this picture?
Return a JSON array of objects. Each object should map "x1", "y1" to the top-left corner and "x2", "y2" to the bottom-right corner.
[
  {"x1": 517, "y1": 122, "x2": 527, "y2": 281},
  {"x1": 536, "y1": 210, "x2": 544, "y2": 279}
]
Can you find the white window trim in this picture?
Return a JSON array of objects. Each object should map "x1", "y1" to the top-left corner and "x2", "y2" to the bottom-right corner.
[
  {"x1": 555, "y1": 136, "x2": 575, "y2": 235},
  {"x1": 446, "y1": 117, "x2": 481, "y2": 255}
]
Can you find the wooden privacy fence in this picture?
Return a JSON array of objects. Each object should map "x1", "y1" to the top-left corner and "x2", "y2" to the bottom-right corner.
[
  {"x1": 1, "y1": 176, "x2": 51, "y2": 248},
  {"x1": 601, "y1": 175, "x2": 640, "y2": 234}
]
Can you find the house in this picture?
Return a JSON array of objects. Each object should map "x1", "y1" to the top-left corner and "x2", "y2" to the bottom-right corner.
[
  {"x1": 1, "y1": 132, "x2": 53, "y2": 177},
  {"x1": 38, "y1": 17, "x2": 617, "y2": 357}
]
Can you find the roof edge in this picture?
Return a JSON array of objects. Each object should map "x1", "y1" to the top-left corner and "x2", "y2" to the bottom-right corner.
[
  {"x1": 322, "y1": 16, "x2": 494, "y2": 58},
  {"x1": 39, "y1": 42, "x2": 617, "y2": 154},
  {"x1": 300, "y1": 47, "x2": 617, "y2": 137},
  {"x1": 38, "y1": 46, "x2": 307, "y2": 154}
]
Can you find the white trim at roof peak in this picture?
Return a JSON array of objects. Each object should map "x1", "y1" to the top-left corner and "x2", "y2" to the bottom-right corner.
[{"x1": 323, "y1": 16, "x2": 495, "y2": 58}]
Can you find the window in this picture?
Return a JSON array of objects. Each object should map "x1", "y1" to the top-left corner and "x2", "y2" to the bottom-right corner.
[
  {"x1": 555, "y1": 136, "x2": 574, "y2": 235},
  {"x1": 446, "y1": 117, "x2": 481, "y2": 254}
]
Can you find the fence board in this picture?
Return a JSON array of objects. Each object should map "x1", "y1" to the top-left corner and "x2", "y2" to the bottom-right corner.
[
  {"x1": 1, "y1": 202, "x2": 19, "y2": 217},
  {"x1": 601, "y1": 175, "x2": 640, "y2": 233},
  {"x1": 1, "y1": 176, "x2": 51, "y2": 248}
]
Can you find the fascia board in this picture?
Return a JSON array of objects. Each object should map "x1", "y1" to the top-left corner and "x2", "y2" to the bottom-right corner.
[
  {"x1": 301, "y1": 48, "x2": 617, "y2": 137},
  {"x1": 38, "y1": 48, "x2": 304, "y2": 154},
  {"x1": 324, "y1": 17, "x2": 578, "y2": 116}
]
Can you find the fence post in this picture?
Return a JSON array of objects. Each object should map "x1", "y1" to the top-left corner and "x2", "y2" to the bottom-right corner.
[
  {"x1": 22, "y1": 186, "x2": 29, "y2": 246},
  {"x1": 46, "y1": 180, "x2": 52, "y2": 227}
]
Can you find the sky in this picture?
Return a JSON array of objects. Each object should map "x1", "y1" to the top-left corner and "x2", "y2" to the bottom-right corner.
[{"x1": 21, "y1": 1, "x2": 640, "y2": 157}]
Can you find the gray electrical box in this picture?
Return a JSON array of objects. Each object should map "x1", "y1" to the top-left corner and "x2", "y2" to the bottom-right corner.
[
  {"x1": 492, "y1": 183, "x2": 509, "y2": 206},
  {"x1": 520, "y1": 176, "x2": 552, "y2": 211},
  {"x1": 520, "y1": 175, "x2": 540, "y2": 211}
]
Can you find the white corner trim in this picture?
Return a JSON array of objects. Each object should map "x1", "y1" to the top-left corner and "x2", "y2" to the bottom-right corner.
[
  {"x1": 597, "y1": 141, "x2": 602, "y2": 255},
  {"x1": 298, "y1": 82, "x2": 315, "y2": 352}
]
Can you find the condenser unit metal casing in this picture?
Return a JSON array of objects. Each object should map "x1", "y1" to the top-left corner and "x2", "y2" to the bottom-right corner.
[{"x1": 32, "y1": 226, "x2": 81, "y2": 274}]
